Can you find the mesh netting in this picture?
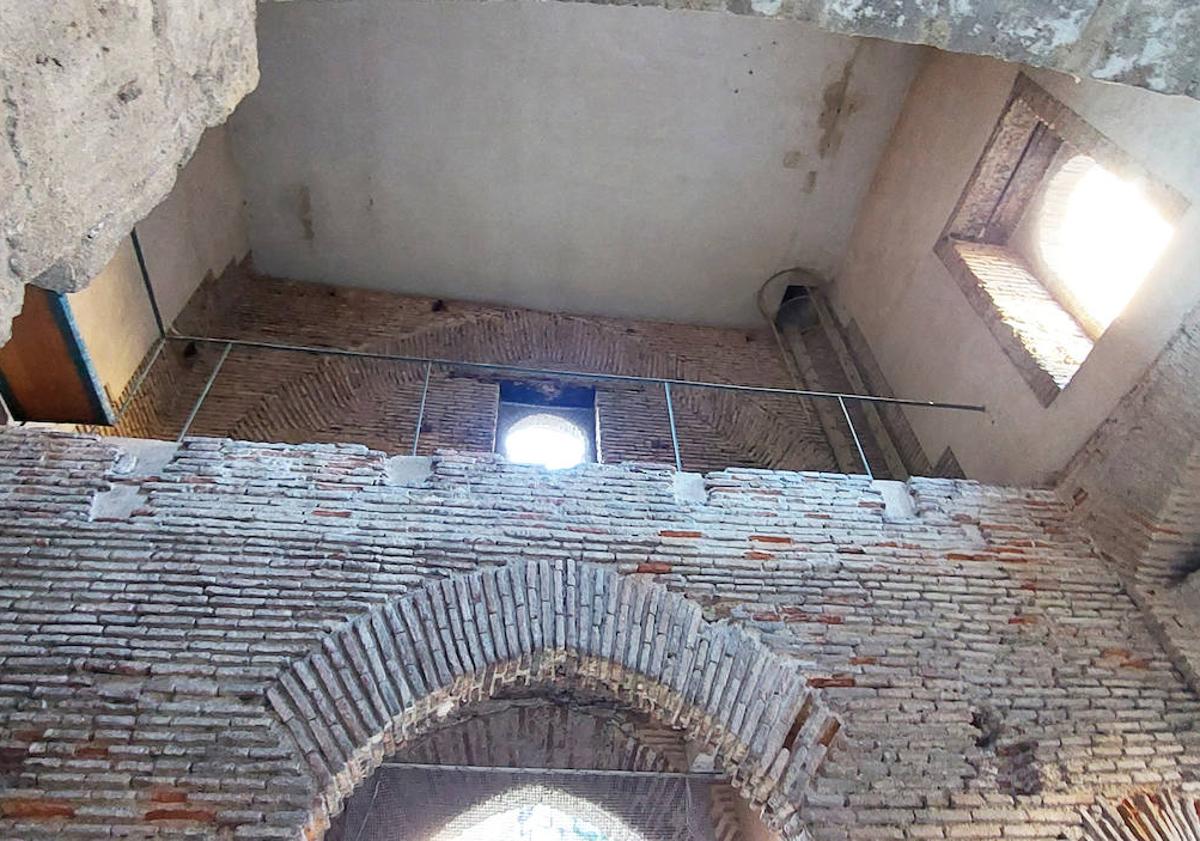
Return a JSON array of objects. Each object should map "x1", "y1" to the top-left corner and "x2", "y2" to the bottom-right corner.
[{"x1": 328, "y1": 764, "x2": 722, "y2": 841}]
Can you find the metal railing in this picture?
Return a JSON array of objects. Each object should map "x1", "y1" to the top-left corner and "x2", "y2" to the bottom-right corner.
[{"x1": 117, "y1": 334, "x2": 987, "y2": 479}]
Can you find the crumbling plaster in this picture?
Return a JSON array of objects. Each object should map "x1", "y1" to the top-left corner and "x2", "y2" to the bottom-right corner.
[
  {"x1": 262, "y1": 0, "x2": 1200, "y2": 101},
  {"x1": 0, "y1": 0, "x2": 258, "y2": 343}
]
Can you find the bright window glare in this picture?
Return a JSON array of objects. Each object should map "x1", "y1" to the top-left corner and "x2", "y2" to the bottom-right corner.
[
  {"x1": 433, "y1": 786, "x2": 640, "y2": 841},
  {"x1": 502, "y1": 413, "x2": 587, "y2": 469},
  {"x1": 448, "y1": 804, "x2": 609, "y2": 841},
  {"x1": 1034, "y1": 154, "x2": 1174, "y2": 333}
]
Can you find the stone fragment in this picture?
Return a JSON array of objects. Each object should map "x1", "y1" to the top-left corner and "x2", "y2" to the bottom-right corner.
[{"x1": 0, "y1": 0, "x2": 258, "y2": 341}]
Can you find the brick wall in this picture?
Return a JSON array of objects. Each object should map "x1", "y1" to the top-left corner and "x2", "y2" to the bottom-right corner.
[
  {"x1": 100, "y1": 262, "x2": 837, "y2": 474},
  {"x1": 1057, "y1": 300, "x2": 1200, "y2": 728},
  {"x1": 936, "y1": 240, "x2": 1094, "y2": 406},
  {"x1": 0, "y1": 428, "x2": 1197, "y2": 841},
  {"x1": 1060, "y1": 300, "x2": 1200, "y2": 588}
]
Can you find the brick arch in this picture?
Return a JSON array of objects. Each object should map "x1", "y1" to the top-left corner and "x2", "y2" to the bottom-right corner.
[{"x1": 265, "y1": 559, "x2": 840, "y2": 841}]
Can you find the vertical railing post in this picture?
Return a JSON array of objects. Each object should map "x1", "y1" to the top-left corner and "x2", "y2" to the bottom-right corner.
[
  {"x1": 130, "y1": 227, "x2": 166, "y2": 340},
  {"x1": 663, "y1": 381, "x2": 683, "y2": 472},
  {"x1": 412, "y1": 360, "x2": 432, "y2": 456},
  {"x1": 837, "y1": 395, "x2": 873, "y2": 479},
  {"x1": 177, "y1": 341, "x2": 232, "y2": 442},
  {"x1": 113, "y1": 336, "x2": 166, "y2": 426}
]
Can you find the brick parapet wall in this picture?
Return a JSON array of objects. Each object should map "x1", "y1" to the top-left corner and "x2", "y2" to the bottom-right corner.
[
  {"x1": 96, "y1": 264, "x2": 836, "y2": 474},
  {"x1": 0, "y1": 429, "x2": 1197, "y2": 841}
]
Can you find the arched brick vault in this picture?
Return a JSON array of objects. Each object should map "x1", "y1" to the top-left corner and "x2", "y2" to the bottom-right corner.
[
  {"x1": 339, "y1": 774, "x2": 693, "y2": 841},
  {"x1": 325, "y1": 698, "x2": 697, "y2": 841},
  {"x1": 265, "y1": 559, "x2": 841, "y2": 841},
  {"x1": 101, "y1": 269, "x2": 836, "y2": 473}
]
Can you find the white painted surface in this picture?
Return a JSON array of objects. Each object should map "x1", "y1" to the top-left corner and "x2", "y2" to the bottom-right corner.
[
  {"x1": 68, "y1": 126, "x2": 249, "y2": 397},
  {"x1": 231, "y1": 0, "x2": 919, "y2": 326},
  {"x1": 835, "y1": 53, "x2": 1200, "y2": 486},
  {"x1": 136, "y1": 126, "x2": 251, "y2": 326}
]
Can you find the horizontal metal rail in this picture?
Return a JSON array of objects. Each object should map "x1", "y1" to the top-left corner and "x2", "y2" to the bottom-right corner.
[
  {"x1": 377, "y1": 761, "x2": 726, "y2": 780},
  {"x1": 165, "y1": 334, "x2": 986, "y2": 413}
]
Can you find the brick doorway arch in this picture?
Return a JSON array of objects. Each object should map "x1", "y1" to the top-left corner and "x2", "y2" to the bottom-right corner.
[{"x1": 265, "y1": 559, "x2": 840, "y2": 841}]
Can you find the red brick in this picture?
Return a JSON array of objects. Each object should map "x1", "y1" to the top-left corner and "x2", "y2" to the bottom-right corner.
[
  {"x1": 808, "y1": 676, "x2": 856, "y2": 688},
  {"x1": 149, "y1": 788, "x2": 189, "y2": 804},
  {"x1": 749, "y1": 535, "x2": 793, "y2": 544},
  {"x1": 73, "y1": 741, "x2": 109, "y2": 758},
  {"x1": 636, "y1": 562, "x2": 671, "y2": 574},
  {"x1": 2, "y1": 798, "x2": 77, "y2": 819},
  {"x1": 658, "y1": 530, "x2": 702, "y2": 539}
]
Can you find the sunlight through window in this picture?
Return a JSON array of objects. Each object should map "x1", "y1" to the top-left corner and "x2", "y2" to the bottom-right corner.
[
  {"x1": 1030, "y1": 154, "x2": 1174, "y2": 335},
  {"x1": 432, "y1": 786, "x2": 642, "y2": 841},
  {"x1": 447, "y1": 804, "x2": 609, "y2": 841},
  {"x1": 502, "y1": 413, "x2": 588, "y2": 469}
]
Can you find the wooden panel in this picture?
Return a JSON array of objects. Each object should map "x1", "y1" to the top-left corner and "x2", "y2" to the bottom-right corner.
[{"x1": 0, "y1": 285, "x2": 114, "y2": 424}]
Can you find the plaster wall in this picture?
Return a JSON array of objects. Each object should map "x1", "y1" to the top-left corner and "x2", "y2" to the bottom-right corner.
[
  {"x1": 66, "y1": 127, "x2": 250, "y2": 399},
  {"x1": 230, "y1": 0, "x2": 919, "y2": 327},
  {"x1": 133, "y1": 125, "x2": 251, "y2": 327},
  {"x1": 260, "y1": 0, "x2": 1200, "y2": 101},
  {"x1": 833, "y1": 51, "x2": 1200, "y2": 486}
]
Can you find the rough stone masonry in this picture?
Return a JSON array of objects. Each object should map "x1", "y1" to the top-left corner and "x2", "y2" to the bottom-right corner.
[
  {"x1": 0, "y1": 0, "x2": 257, "y2": 342},
  {"x1": 0, "y1": 428, "x2": 1197, "y2": 840}
]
